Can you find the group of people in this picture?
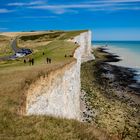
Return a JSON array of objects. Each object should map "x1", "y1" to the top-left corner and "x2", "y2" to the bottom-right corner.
[
  {"x1": 65, "y1": 54, "x2": 73, "y2": 58},
  {"x1": 24, "y1": 58, "x2": 34, "y2": 65},
  {"x1": 46, "y1": 57, "x2": 52, "y2": 64},
  {"x1": 23, "y1": 52, "x2": 52, "y2": 66}
]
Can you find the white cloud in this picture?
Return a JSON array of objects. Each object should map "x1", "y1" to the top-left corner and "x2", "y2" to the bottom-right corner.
[
  {"x1": 29, "y1": 1, "x2": 46, "y2": 5},
  {"x1": 8, "y1": 1, "x2": 46, "y2": 6},
  {"x1": 29, "y1": 4, "x2": 112, "y2": 9},
  {"x1": 53, "y1": 9, "x2": 78, "y2": 14},
  {"x1": 90, "y1": 6, "x2": 140, "y2": 11},
  {"x1": 28, "y1": 2, "x2": 140, "y2": 13},
  {"x1": 0, "y1": 9, "x2": 13, "y2": 13},
  {"x1": 22, "y1": 16, "x2": 56, "y2": 19},
  {"x1": 87, "y1": 0, "x2": 140, "y2": 3},
  {"x1": 8, "y1": 2, "x2": 25, "y2": 6},
  {"x1": 6, "y1": 0, "x2": 140, "y2": 14}
]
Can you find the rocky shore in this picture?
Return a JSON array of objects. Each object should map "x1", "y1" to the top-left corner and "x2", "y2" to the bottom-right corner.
[{"x1": 81, "y1": 47, "x2": 140, "y2": 140}]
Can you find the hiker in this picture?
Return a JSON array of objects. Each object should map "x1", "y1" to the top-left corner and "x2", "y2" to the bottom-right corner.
[
  {"x1": 46, "y1": 57, "x2": 49, "y2": 64},
  {"x1": 50, "y1": 58, "x2": 52, "y2": 63},
  {"x1": 65, "y1": 54, "x2": 67, "y2": 58},
  {"x1": 31, "y1": 58, "x2": 34, "y2": 65},
  {"x1": 24, "y1": 59, "x2": 26, "y2": 64},
  {"x1": 49, "y1": 58, "x2": 51, "y2": 64},
  {"x1": 43, "y1": 52, "x2": 45, "y2": 55}
]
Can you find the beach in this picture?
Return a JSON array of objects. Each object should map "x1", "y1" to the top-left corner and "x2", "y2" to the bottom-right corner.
[
  {"x1": 107, "y1": 46, "x2": 140, "y2": 86},
  {"x1": 81, "y1": 47, "x2": 140, "y2": 139},
  {"x1": 93, "y1": 41, "x2": 140, "y2": 84}
]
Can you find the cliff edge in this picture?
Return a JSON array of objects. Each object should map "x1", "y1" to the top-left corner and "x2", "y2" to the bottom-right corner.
[{"x1": 26, "y1": 30, "x2": 95, "y2": 120}]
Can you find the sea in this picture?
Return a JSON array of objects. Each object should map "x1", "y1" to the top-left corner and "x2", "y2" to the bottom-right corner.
[{"x1": 92, "y1": 41, "x2": 140, "y2": 83}]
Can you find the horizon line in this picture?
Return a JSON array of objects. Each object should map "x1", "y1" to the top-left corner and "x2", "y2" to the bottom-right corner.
[{"x1": 93, "y1": 40, "x2": 140, "y2": 41}]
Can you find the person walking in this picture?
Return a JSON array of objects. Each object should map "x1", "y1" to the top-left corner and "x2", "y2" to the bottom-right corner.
[
  {"x1": 46, "y1": 57, "x2": 49, "y2": 64},
  {"x1": 50, "y1": 58, "x2": 52, "y2": 64},
  {"x1": 32, "y1": 58, "x2": 34, "y2": 65},
  {"x1": 24, "y1": 59, "x2": 26, "y2": 64}
]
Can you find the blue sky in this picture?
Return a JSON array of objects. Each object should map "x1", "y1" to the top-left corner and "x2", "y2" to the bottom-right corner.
[{"x1": 0, "y1": 0, "x2": 140, "y2": 40}]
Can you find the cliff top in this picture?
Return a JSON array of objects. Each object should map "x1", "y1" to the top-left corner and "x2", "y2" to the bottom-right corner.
[{"x1": 0, "y1": 30, "x2": 87, "y2": 59}]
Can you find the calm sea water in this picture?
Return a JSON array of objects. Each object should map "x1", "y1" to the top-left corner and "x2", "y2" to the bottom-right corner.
[
  {"x1": 93, "y1": 41, "x2": 140, "y2": 55},
  {"x1": 92, "y1": 41, "x2": 140, "y2": 83}
]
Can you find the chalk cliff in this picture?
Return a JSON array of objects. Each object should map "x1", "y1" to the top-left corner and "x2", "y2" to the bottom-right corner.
[{"x1": 26, "y1": 30, "x2": 94, "y2": 120}]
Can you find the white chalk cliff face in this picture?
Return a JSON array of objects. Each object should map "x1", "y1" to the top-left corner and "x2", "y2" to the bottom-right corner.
[{"x1": 26, "y1": 31, "x2": 94, "y2": 120}]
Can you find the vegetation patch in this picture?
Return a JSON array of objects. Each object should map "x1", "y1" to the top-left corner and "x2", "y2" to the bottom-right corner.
[
  {"x1": 19, "y1": 31, "x2": 64, "y2": 41},
  {"x1": 59, "y1": 30, "x2": 88, "y2": 40},
  {"x1": 0, "y1": 35, "x2": 13, "y2": 57}
]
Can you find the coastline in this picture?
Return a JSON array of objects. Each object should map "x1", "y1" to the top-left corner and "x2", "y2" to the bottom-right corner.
[
  {"x1": 81, "y1": 47, "x2": 140, "y2": 139},
  {"x1": 94, "y1": 45, "x2": 140, "y2": 84},
  {"x1": 93, "y1": 45, "x2": 140, "y2": 67},
  {"x1": 106, "y1": 46, "x2": 140, "y2": 84}
]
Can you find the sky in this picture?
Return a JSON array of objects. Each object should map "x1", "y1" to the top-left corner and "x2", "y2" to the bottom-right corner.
[{"x1": 0, "y1": 0, "x2": 140, "y2": 40}]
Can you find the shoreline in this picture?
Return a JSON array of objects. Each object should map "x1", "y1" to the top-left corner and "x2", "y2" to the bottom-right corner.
[
  {"x1": 100, "y1": 47, "x2": 140, "y2": 93},
  {"x1": 93, "y1": 45, "x2": 140, "y2": 67},
  {"x1": 81, "y1": 47, "x2": 140, "y2": 139},
  {"x1": 94, "y1": 45, "x2": 140, "y2": 84}
]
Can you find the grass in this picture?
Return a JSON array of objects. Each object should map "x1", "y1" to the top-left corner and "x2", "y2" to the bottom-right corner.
[
  {"x1": 32, "y1": 40, "x2": 77, "y2": 64},
  {"x1": 0, "y1": 35, "x2": 13, "y2": 57},
  {"x1": 0, "y1": 39, "x2": 77, "y2": 68},
  {"x1": 0, "y1": 30, "x2": 115, "y2": 140},
  {"x1": 19, "y1": 31, "x2": 64, "y2": 41},
  {"x1": 59, "y1": 30, "x2": 88, "y2": 40},
  {"x1": 0, "y1": 111, "x2": 112, "y2": 140}
]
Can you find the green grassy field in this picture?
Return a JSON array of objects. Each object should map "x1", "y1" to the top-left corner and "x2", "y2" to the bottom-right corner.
[
  {"x1": 0, "y1": 35, "x2": 13, "y2": 57},
  {"x1": 0, "y1": 31, "x2": 114, "y2": 140},
  {"x1": 0, "y1": 31, "x2": 78, "y2": 67},
  {"x1": 59, "y1": 30, "x2": 87, "y2": 40}
]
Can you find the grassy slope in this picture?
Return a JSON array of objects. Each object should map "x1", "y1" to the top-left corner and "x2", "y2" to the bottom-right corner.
[
  {"x1": 0, "y1": 31, "x2": 114, "y2": 140},
  {"x1": 59, "y1": 30, "x2": 88, "y2": 40}
]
